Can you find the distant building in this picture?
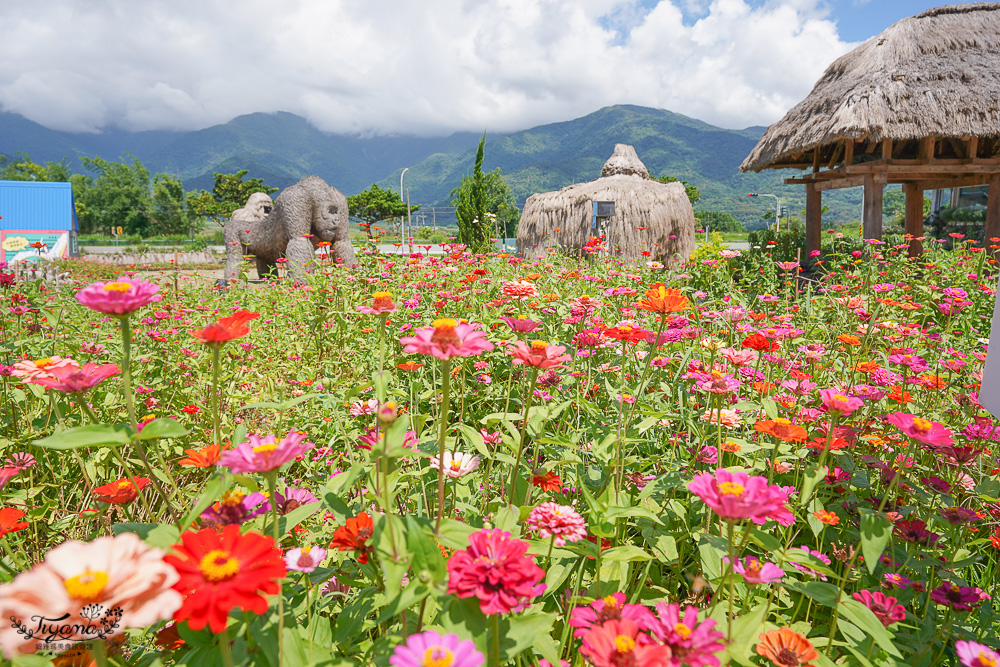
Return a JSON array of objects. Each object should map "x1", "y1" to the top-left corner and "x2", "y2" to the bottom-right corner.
[{"x1": 0, "y1": 180, "x2": 80, "y2": 264}]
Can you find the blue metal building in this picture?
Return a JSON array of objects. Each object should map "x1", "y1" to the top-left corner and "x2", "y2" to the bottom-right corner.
[{"x1": 0, "y1": 180, "x2": 79, "y2": 264}]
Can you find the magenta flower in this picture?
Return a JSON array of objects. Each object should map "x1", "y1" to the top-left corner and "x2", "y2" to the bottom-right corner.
[
  {"x1": 723, "y1": 556, "x2": 785, "y2": 584},
  {"x1": 389, "y1": 630, "x2": 484, "y2": 667},
  {"x1": 883, "y1": 573, "x2": 911, "y2": 589},
  {"x1": 852, "y1": 590, "x2": 906, "y2": 626},
  {"x1": 399, "y1": 318, "x2": 494, "y2": 360},
  {"x1": 790, "y1": 546, "x2": 832, "y2": 580},
  {"x1": 75, "y1": 276, "x2": 162, "y2": 316},
  {"x1": 695, "y1": 371, "x2": 741, "y2": 394},
  {"x1": 956, "y1": 640, "x2": 1000, "y2": 667},
  {"x1": 507, "y1": 340, "x2": 571, "y2": 369},
  {"x1": 28, "y1": 362, "x2": 120, "y2": 394},
  {"x1": 525, "y1": 502, "x2": 587, "y2": 546},
  {"x1": 446, "y1": 528, "x2": 545, "y2": 615},
  {"x1": 894, "y1": 518, "x2": 940, "y2": 547},
  {"x1": 886, "y1": 412, "x2": 953, "y2": 448},
  {"x1": 687, "y1": 469, "x2": 794, "y2": 525},
  {"x1": 568, "y1": 592, "x2": 658, "y2": 638},
  {"x1": 284, "y1": 546, "x2": 327, "y2": 573},
  {"x1": 219, "y1": 430, "x2": 315, "y2": 474},
  {"x1": 930, "y1": 583, "x2": 985, "y2": 611},
  {"x1": 499, "y1": 316, "x2": 542, "y2": 333},
  {"x1": 819, "y1": 388, "x2": 864, "y2": 416},
  {"x1": 650, "y1": 602, "x2": 726, "y2": 667}
]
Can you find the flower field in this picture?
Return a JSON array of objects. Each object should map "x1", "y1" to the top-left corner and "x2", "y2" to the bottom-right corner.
[{"x1": 0, "y1": 235, "x2": 998, "y2": 667}]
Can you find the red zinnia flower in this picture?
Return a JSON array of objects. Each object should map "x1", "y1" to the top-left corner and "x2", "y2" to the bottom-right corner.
[
  {"x1": 165, "y1": 525, "x2": 286, "y2": 633},
  {"x1": 532, "y1": 471, "x2": 562, "y2": 492},
  {"x1": 92, "y1": 477, "x2": 151, "y2": 505},
  {"x1": 181, "y1": 405, "x2": 200, "y2": 414},
  {"x1": 446, "y1": 528, "x2": 545, "y2": 615},
  {"x1": 330, "y1": 512, "x2": 374, "y2": 563},
  {"x1": 742, "y1": 333, "x2": 779, "y2": 352},
  {"x1": 603, "y1": 325, "x2": 650, "y2": 345},
  {"x1": 0, "y1": 508, "x2": 28, "y2": 537},
  {"x1": 191, "y1": 309, "x2": 260, "y2": 348}
]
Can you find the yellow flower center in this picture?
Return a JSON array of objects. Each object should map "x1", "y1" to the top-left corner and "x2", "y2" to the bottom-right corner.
[
  {"x1": 530, "y1": 340, "x2": 548, "y2": 350},
  {"x1": 911, "y1": 417, "x2": 933, "y2": 434},
  {"x1": 200, "y1": 549, "x2": 240, "y2": 582},
  {"x1": 951, "y1": 585, "x2": 961, "y2": 593},
  {"x1": 102, "y1": 282, "x2": 132, "y2": 292},
  {"x1": 432, "y1": 318, "x2": 458, "y2": 331},
  {"x1": 372, "y1": 292, "x2": 394, "y2": 309},
  {"x1": 673, "y1": 623, "x2": 692, "y2": 639},
  {"x1": 301, "y1": 547, "x2": 311, "y2": 556},
  {"x1": 774, "y1": 418, "x2": 791, "y2": 425},
  {"x1": 116, "y1": 480, "x2": 134, "y2": 490},
  {"x1": 614, "y1": 635, "x2": 636, "y2": 653},
  {"x1": 833, "y1": 394, "x2": 849, "y2": 402},
  {"x1": 220, "y1": 490, "x2": 245, "y2": 506},
  {"x1": 253, "y1": 443, "x2": 278, "y2": 455},
  {"x1": 719, "y1": 482, "x2": 745, "y2": 497},
  {"x1": 64, "y1": 569, "x2": 109, "y2": 600},
  {"x1": 745, "y1": 559, "x2": 762, "y2": 577},
  {"x1": 422, "y1": 647, "x2": 454, "y2": 667},
  {"x1": 978, "y1": 653, "x2": 997, "y2": 667},
  {"x1": 603, "y1": 595, "x2": 619, "y2": 608},
  {"x1": 34, "y1": 358, "x2": 54, "y2": 369}
]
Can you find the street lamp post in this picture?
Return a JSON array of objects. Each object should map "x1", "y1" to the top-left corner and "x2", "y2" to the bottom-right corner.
[
  {"x1": 400, "y1": 168, "x2": 409, "y2": 254},
  {"x1": 749, "y1": 193, "x2": 781, "y2": 233}
]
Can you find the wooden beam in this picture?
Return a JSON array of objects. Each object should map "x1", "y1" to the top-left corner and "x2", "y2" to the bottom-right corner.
[
  {"x1": 903, "y1": 183, "x2": 924, "y2": 257},
  {"x1": 863, "y1": 173, "x2": 884, "y2": 240},
  {"x1": 904, "y1": 175, "x2": 994, "y2": 190},
  {"x1": 987, "y1": 174, "x2": 1000, "y2": 250},
  {"x1": 806, "y1": 184, "x2": 822, "y2": 263},
  {"x1": 919, "y1": 137, "x2": 936, "y2": 161},
  {"x1": 812, "y1": 148, "x2": 820, "y2": 173},
  {"x1": 967, "y1": 136, "x2": 979, "y2": 160},
  {"x1": 845, "y1": 162, "x2": 1000, "y2": 175},
  {"x1": 882, "y1": 139, "x2": 893, "y2": 160},
  {"x1": 844, "y1": 140, "x2": 854, "y2": 168},
  {"x1": 785, "y1": 175, "x2": 866, "y2": 191},
  {"x1": 827, "y1": 142, "x2": 844, "y2": 169}
]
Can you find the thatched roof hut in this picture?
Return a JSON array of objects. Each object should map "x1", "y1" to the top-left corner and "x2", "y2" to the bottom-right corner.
[
  {"x1": 740, "y1": 2, "x2": 1000, "y2": 257},
  {"x1": 516, "y1": 144, "x2": 696, "y2": 261}
]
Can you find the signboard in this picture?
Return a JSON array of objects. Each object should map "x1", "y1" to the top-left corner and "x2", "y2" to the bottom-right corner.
[
  {"x1": 982, "y1": 273, "x2": 1000, "y2": 418},
  {"x1": 0, "y1": 230, "x2": 70, "y2": 264}
]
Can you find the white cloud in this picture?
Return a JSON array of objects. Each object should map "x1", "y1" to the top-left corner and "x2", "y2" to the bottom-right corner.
[{"x1": 0, "y1": 0, "x2": 858, "y2": 135}]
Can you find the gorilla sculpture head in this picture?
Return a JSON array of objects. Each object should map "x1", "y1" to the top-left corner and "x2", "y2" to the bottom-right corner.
[{"x1": 223, "y1": 176, "x2": 355, "y2": 282}]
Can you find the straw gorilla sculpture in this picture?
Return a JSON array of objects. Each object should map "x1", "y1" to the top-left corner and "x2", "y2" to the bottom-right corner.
[{"x1": 223, "y1": 176, "x2": 355, "y2": 282}]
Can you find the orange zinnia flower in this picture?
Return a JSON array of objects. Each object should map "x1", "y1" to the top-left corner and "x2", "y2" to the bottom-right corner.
[
  {"x1": 754, "y1": 418, "x2": 809, "y2": 443},
  {"x1": 330, "y1": 512, "x2": 374, "y2": 564},
  {"x1": 852, "y1": 361, "x2": 880, "y2": 373},
  {"x1": 837, "y1": 334, "x2": 861, "y2": 346},
  {"x1": 813, "y1": 510, "x2": 839, "y2": 526},
  {"x1": 637, "y1": 283, "x2": 690, "y2": 314},
  {"x1": 191, "y1": 310, "x2": 260, "y2": 348},
  {"x1": 888, "y1": 386, "x2": 914, "y2": 403},
  {"x1": 178, "y1": 444, "x2": 227, "y2": 468},
  {"x1": 92, "y1": 477, "x2": 151, "y2": 504},
  {"x1": 756, "y1": 627, "x2": 819, "y2": 666}
]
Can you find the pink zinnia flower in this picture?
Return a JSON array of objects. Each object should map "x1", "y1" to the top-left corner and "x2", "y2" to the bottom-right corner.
[
  {"x1": 687, "y1": 469, "x2": 794, "y2": 525},
  {"x1": 507, "y1": 340, "x2": 571, "y2": 369},
  {"x1": 819, "y1": 388, "x2": 864, "y2": 417},
  {"x1": 10, "y1": 356, "x2": 79, "y2": 381},
  {"x1": 852, "y1": 590, "x2": 906, "y2": 626},
  {"x1": 75, "y1": 276, "x2": 162, "y2": 316},
  {"x1": 28, "y1": 362, "x2": 120, "y2": 394},
  {"x1": 956, "y1": 640, "x2": 1000, "y2": 667},
  {"x1": 399, "y1": 318, "x2": 494, "y2": 360},
  {"x1": 930, "y1": 583, "x2": 985, "y2": 611},
  {"x1": 721, "y1": 347, "x2": 758, "y2": 367},
  {"x1": 526, "y1": 502, "x2": 587, "y2": 546},
  {"x1": 695, "y1": 371, "x2": 741, "y2": 394},
  {"x1": 430, "y1": 451, "x2": 481, "y2": 478},
  {"x1": 569, "y1": 592, "x2": 658, "y2": 638},
  {"x1": 501, "y1": 280, "x2": 538, "y2": 300},
  {"x1": 0, "y1": 533, "x2": 182, "y2": 658},
  {"x1": 790, "y1": 546, "x2": 831, "y2": 580},
  {"x1": 499, "y1": 316, "x2": 542, "y2": 333},
  {"x1": 284, "y1": 546, "x2": 327, "y2": 573},
  {"x1": 650, "y1": 602, "x2": 726, "y2": 667},
  {"x1": 723, "y1": 556, "x2": 785, "y2": 584},
  {"x1": 389, "y1": 630, "x2": 484, "y2": 667},
  {"x1": 356, "y1": 291, "x2": 397, "y2": 315},
  {"x1": 580, "y1": 619, "x2": 672, "y2": 667},
  {"x1": 886, "y1": 412, "x2": 953, "y2": 447},
  {"x1": 219, "y1": 429, "x2": 315, "y2": 474},
  {"x1": 446, "y1": 528, "x2": 545, "y2": 615}
]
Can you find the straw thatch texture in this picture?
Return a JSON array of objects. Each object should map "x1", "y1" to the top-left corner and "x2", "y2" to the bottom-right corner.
[
  {"x1": 741, "y1": 2, "x2": 1000, "y2": 172},
  {"x1": 517, "y1": 144, "x2": 696, "y2": 261}
]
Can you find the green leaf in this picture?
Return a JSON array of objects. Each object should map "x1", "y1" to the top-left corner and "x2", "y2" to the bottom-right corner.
[
  {"x1": 436, "y1": 518, "x2": 477, "y2": 550},
  {"x1": 32, "y1": 424, "x2": 132, "y2": 450},
  {"x1": 602, "y1": 545, "x2": 653, "y2": 562},
  {"x1": 182, "y1": 474, "x2": 227, "y2": 530},
  {"x1": 859, "y1": 508, "x2": 893, "y2": 575},
  {"x1": 134, "y1": 418, "x2": 189, "y2": 440},
  {"x1": 263, "y1": 498, "x2": 321, "y2": 536},
  {"x1": 405, "y1": 516, "x2": 447, "y2": 583},
  {"x1": 112, "y1": 522, "x2": 180, "y2": 549},
  {"x1": 839, "y1": 598, "x2": 903, "y2": 657}
]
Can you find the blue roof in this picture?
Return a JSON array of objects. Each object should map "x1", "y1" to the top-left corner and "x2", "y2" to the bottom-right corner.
[{"x1": 0, "y1": 180, "x2": 78, "y2": 232}]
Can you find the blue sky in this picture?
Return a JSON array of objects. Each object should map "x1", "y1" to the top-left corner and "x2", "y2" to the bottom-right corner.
[{"x1": 0, "y1": 1, "x2": 985, "y2": 135}]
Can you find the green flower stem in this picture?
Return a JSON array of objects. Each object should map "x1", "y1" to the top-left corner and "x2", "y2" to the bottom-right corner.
[
  {"x1": 381, "y1": 420, "x2": 399, "y2": 558},
  {"x1": 266, "y1": 472, "x2": 285, "y2": 666},
  {"x1": 218, "y1": 625, "x2": 236, "y2": 667},
  {"x1": 119, "y1": 316, "x2": 138, "y2": 431},
  {"x1": 211, "y1": 346, "x2": 222, "y2": 448},
  {"x1": 434, "y1": 359, "x2": 453, "y2": 533},
  {"x1": 509, "y1": 367, "x2": 539, "y2": 508},
  {"x1": 726, "y1": 520, "x2": 736, "y2": 642},
  {"x1": 490, "y1": 614, "x2": 501, "y2": 667}
]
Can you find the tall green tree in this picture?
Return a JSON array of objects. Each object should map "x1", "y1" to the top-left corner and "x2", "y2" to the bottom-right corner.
[
  {"x1": 694, "y1": 210, "x2": 744, "y2": 233},
  {"x1": 347, "y1": 183, "x2": 418, "y2": 239},
  {"x1": 187, "y1": 170, "x2": 278, "y2": 226},
  {"x1": 152, "y1": 173, "x2": 197, "y2": 235},
  {"x1": 451, "y1": 134, "x2": 518, "y2": 250},
  {"x1": 0, "y1": 152, "x2": 72, "y2": 182},
  {"x1": 78, "y1": 156, "x2": 153, "y2": 236}
]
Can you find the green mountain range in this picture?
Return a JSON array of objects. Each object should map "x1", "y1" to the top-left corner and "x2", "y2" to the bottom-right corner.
[{"x1": 0, "y1": 105, "x2": 862, "y2": 228}]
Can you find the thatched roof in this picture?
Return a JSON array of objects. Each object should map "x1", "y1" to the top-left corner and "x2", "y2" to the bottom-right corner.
[
  {"x1": 741, "y1": 2, "x2": 1000, "y2": 172},
  {"x1": 517, "y1": 144, "x2": 696, "y2": 261}
]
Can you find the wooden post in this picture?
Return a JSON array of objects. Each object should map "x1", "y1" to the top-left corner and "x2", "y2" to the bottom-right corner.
[
  {"x1": 903, "y1": 183, "x2": 924, "y2": 257},
  {"x1": 986, "y1": 174, "x2": 1000, "y2": 253},
  {"x1": 805, "y1": 183, "x2": 822, "y2": 264},
  {"x1": 862, "y1": 174, "x2": 884, "y2": 240},
  {"x1": 843, "y1": 140, "x2": 854, "y2": 168}
]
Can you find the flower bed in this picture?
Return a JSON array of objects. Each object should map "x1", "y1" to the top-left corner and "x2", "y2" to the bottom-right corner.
[{"x1": 0, "y1": 236, "x2": 997, "y2": 667}]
